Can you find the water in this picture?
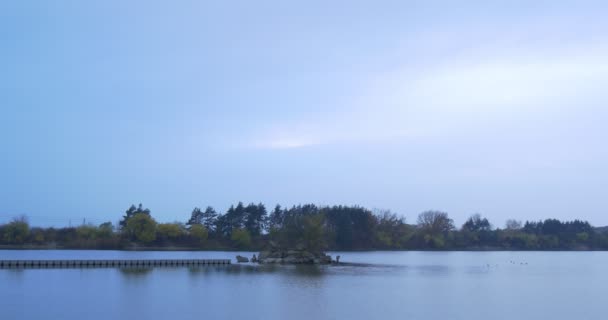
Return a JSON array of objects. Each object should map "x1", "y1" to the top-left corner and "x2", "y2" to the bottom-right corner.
[{"x1": 1, "y1": 250, "x2": 606, "y2": 320}]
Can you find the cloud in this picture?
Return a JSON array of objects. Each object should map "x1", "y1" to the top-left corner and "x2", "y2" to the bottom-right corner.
[
  {"x1": 251, "y1": 137, "x2": 320, "y2": 149},
  {"x1": 249, "y1": 41, "x2": 608, "y2": 149},
  {"x1": 407, "y1": 53, "x2": 608, "y2": 111}
]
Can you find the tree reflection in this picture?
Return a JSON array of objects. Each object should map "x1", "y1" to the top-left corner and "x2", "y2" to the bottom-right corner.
[
  {"x1": 118, "y1": 267, "x2": 153, "y2": 277},
  {"x1": 185, "y1": 264, "x2": 327, "y2": 278}
]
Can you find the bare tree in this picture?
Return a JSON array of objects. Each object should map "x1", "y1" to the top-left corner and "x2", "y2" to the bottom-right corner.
[
  {"x1": 505, "y1": 219, "x2": 522, "y2": 230},
  {"x1": 417, "y1": 211, "x2": 454, "y2": 235}
]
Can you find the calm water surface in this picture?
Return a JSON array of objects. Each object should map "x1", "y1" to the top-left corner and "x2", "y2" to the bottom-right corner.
[{"x1": 1, "y1": 250, "x2": 605, "y2": 320}]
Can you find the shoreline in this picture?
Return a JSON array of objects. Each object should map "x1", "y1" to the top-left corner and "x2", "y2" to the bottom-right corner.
[{"x1": 0, "y1": 245, "x2": 604, "y2": 252}]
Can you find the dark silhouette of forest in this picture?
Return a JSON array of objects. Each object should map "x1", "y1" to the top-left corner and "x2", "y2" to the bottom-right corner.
[{"x1": 2, "y1": 203, "x2": 607, "y2": 250}]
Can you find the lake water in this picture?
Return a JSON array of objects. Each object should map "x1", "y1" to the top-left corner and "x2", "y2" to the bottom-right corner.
[{"x1": 1, "y1": 250, "x2": 606, "y2": 320}]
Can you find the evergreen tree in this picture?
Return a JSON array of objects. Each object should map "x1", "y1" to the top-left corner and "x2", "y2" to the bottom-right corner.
[
  {"x1": 222, "y1": 202, "x2": 246, "y2": 237},
  {"x1": 187, "y1": 207, "x2": 204, "y2": 226},
  {"x1": 201, "y1": 206, "x2": 218, "y2": 231},
  {"x1": 462, "y1": 214, "x2": 492, "y2": 232},
  {"x1": 187, "y1": 206, "x2": 218, "y2": 231},
  {"x1": 268, "y1": 204, "x2": 284, "y2": 230},
  {"x1": 244, "y1": 202, "x2": 267, "y2": 238},
  {"x1": 119, "y1": 203, "x2": 150, "y2": 229}
]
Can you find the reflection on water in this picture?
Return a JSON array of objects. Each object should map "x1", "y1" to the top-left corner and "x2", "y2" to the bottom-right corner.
[
  {"x1": 1, "y1": 251, "x2": 607, "y2": 320},
  {"x1": 152, "y1": 261, "x2": 452, "y2": 280},
  {"x1": 414, "y1": 264, "x2": 451, "y2": 275},
  {"x1": 114, "y1": 264, "x2": 330, "y2": 279},
  {"x1": 119, "y1": 267, "x2": 153, "y2": 277},
  {"x1": 185, "y1": 264, "x2": 325, "y2": 277}
]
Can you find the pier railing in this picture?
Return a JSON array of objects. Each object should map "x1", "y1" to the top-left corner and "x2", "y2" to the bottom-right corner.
[{"x1": 0, "y1": 259, "x2": 231, "y2": 268}]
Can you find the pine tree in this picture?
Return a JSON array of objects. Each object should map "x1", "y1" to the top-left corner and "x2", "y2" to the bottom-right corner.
[{"x1": 119, "y1": 203, "x2": 150, "y2": 229}]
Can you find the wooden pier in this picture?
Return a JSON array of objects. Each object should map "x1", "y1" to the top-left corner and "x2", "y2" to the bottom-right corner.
[{"x1": 0, "y1": 259, "x2": 231, "y2": 269}]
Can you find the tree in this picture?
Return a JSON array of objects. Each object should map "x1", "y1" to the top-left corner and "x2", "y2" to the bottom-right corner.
[
  {"x1": 231, "y1": 228, "x2": 251, "y2": 248},
  {"x1": 219, "y1": 202, "x2": 248, "y2": 237},
  {"x1": 119, "y1": 203, "x2": 151, "y2": 229},
  {"x1": 187, "y1": 207, "x2": 204, "y2": 226},
  {"x1": 244, "y1": 202, "x2": 267, "y2": 238},
  {"x1": 323, "y1": 205, "x2": 376, "y2": 249},
  {"x1": 374, "y1": 210, "x2": 411, "y2": 249},
  {"x1": 541, "y1": 219, "x2": 563, "y2": 235},
  {"x1": 29, "y1": 227, "x2": 46, "y2": 244},
  {"x1": 215, "y1": 214, "x2": 230, "y2": 238},
  {"x1": 76, "y1": 224, "x2": 98, "y2": 240},
  {"x1": 300, "y1": 214, "x2": 326, "y2": 252},
  {"x1": 187, "y1": 206, "x2": 218, "y2": 232},
  {"x1": 231, "y1": 202, "x2": 246, "y2": 229},
  {"x1": 271, "y1": 205, "x2": 326, "y2": 251},
  {"x1": 98, "y1": 222, "x2": 114, "y2": 238},
  {"x1": 458, "y1": 214, "x2": 494, "y2": 248},
  {"x1": 189, "y1": 224, "x2": 208, "y2": 245},
  {"x1": 268, "y1": 204, "x2": 284, "y2": 230},
  {"x1": 2, "y1": 216, "x2": 30, "y2": 244},
  {"x1": 348, "y1": 206, "x2": 377, "y2": 248},
  {"x1": 462, "y1": 214, "x2": 492, "y2": 232},
  {"x1": 417, "y1": 211, "x2": 454, "y2": 235},
  {"x1": 157, "y1": 223, "x2": 185, "y2": 241},
  {"x1": 201, "y1": 206, "x2": 218, "y2": 231},
  {"x1": 124, "y1": 213, "x2": 157, "y2": 243},
  {"x1": 416, "y1": 211, "x2": 454, "y2": 248},
  {"x1": 523, "y1": 221, "x2": 542, "y2": 234},
  {"x1": 505, "y1": 219, "x2": 522, "y2": 231}
]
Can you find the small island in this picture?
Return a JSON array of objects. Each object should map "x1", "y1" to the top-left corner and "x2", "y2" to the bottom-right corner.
[
  {"x1": 256, "y1": 241, "x2": 333, "y2": 264},
  {"x1": 237, "y1": 240, "x2": 334, "y2": 264}
]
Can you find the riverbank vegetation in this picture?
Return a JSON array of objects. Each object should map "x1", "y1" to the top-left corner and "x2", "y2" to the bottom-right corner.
[{"x1": 1, "y1": 203, "x2": 608, "y2": 250}]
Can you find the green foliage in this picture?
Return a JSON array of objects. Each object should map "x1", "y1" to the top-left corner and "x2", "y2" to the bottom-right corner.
[
  {"x1": 300, "y1": 214, "x2": 326, "y2": 252},
  {"x1": 119, "y1": 203, "x2": 151, "y2": 229},
  {"x1": 124, "y1": 213, "x2": 157, "y2": 243},
  {"x1": 187, "y1": 206, "x2": 218, "y2": 232},
  {"x1": 244, "y1": 202, "x2": 267, "y2": 238},
  {"x1": 29, "y1": 227, "x2": 46, "y2": 244},
  {"x1": 374, "y1": 210, "x2": 412, "y2": 249},
  {"x1": 187, "y1": 207, "x2": 204, "y2": 226},
  {"x1": 189, "y1": 224, "x2": 208, "y2": 245},
  {"x1": 231, "y1": 228, "x2": 251, "y2": 248},
  {"x1": 98, "y1": 222, "x2": 114, "y2": 238},
  {"x1": 76, "y1": 224, "x2": 98, "y2": 240},
  {"x1": 215, "y1": 202, "x2": 267, "y2": 242},
  {"x1": 459, "y1": 214, "x2": 493, "y2": 247},
  {"x1": 324, "y1": 205, "x2": 376, "y2": 249},
  {"x1": 2, "y1": 216, "x2": 30, "y2": 244},
  {"x1": 218, "y1": 203, "x2": 246, "y2": 237},
  {"x1": 157, "y1": 223, "x2": 185, "y2": 241},
  {"x1": 462, "y1": 214, "x2": 492, "y2": 232},
  {"x1": 268, "y1": 204, "x2": 284, "y2": 231},
  {"x1": 375, "y1": 231, "x2": 393, "y2": 247},
  {"x1": 1, "y1": 203, "x2": 606, "y2": 251},
  {"x1": 424, "y1": 234, "x2": 445, "y2": 249},
  {"x1": 576, "y1": 232, "x2": 589, "y2": 242},
  {"x1": 269, "y1": 205, "x2": 326, "y2": 251}
]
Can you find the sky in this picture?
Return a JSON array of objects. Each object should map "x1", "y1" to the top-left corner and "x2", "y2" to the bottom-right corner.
[{"x1": 1, "y1": 0, "x2": 608, "y2": 227}]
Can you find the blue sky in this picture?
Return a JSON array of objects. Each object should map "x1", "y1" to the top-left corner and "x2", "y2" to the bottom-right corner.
[{"x1": 2, "y1": 0, "x2": 608, "y2": 227}]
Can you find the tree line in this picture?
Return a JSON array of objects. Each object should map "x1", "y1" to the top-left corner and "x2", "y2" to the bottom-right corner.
[{"x1": 1, "y1": 202, "x2": 608, "y2": 250}]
